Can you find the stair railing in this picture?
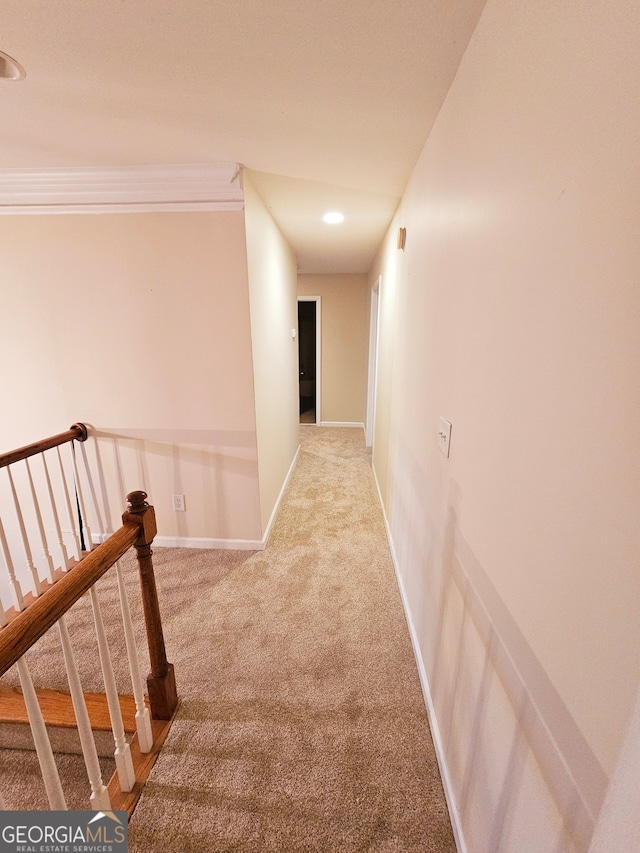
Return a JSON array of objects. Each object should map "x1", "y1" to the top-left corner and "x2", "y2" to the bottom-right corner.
[{"x1": 0, "y1": 424, "x2": 178, "y2": 813}]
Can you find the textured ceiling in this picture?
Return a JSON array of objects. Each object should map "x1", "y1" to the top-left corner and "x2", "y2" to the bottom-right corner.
[{"x1": 0, "y1": 0, "x2": 487, "y2": 272}]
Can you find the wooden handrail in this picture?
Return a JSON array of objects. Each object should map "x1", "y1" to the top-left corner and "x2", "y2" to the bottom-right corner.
[
  {"x1": 0, "y1": 488, "x2": 178, "y2": 721},
  {"x1": 0, "y1": 460, "x2": 178, "y2": 810},
  {"x1": 0, "y1": 520, "x2": 141, "y2": 679},
  {"x1": 0, "y1": 422, "x2": 88, "y2": 470}
]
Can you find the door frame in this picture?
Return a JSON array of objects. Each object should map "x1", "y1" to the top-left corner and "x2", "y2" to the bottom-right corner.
[
  {"x1": 297, "y1": 295, "x2": 322, "y2": 425},
  {"x1": 365, "y1": 276, "x2": 381, "y2": 447}
]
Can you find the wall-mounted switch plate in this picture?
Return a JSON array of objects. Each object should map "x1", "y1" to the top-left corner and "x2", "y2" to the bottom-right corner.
[
  {"x1": 438, "y1": 418, "x2": 452, "y2": 458},
  {"x1": 172, "y1": 494, "x2": 186, "y2": 512}
]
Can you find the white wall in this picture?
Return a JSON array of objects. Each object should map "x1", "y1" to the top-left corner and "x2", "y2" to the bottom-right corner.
[
  {"x1": 589, "y1": 684, "x2": 640, "y2": 852},
  {"x1": 371, "y1": 0, "x2": 640, "y2": 850},
  {"x1": 243, "y1": 171, "x2": 300, "y2": 536},
  {"x1": 0, "y1": 211, "x2": 263, "y2": 558}
]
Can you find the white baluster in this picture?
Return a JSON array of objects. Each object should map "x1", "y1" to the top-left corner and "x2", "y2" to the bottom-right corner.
[
  {"x1": 0, "y1": 598, "x2": 7, "y2": 628},
  {"x1": 42, "y1": 452, "x2": 70, "y2": 571},
  {"x1": 71, "y1": 445, "x2": 93, "y2": 552},
  {"x1": 57, "y1": 617, "x2": 111, "y2": 809},
  {"x1": 0, "y1": 514, "x2": 24, "y2": 611},
  {"x1": 16, "y1": 656, "x2": 67, "y2": 809},
  {"x1": 25, "y1": 458, "x2": 56, "y2": 584},
  {"x1": 6, "y1": 467, "x2": 41, "y2": 596},
  {"x1": 89, "y1": 587, "x2": 136, "y2": 792},
  {"x1": 79, "y1": 441, "x2": 106, "y2": 536},
  {"x1": 56, "y1": 446, "x2": 82, "y2": 562},
  {"x1": 115, "y1": 560, "x2": 153, "y2": 753}
]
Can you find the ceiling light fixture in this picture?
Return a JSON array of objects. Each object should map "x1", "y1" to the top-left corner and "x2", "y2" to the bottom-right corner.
[
  {"x1": 323, "y1": 211, "x2": 344, "y2": 225},
  {"x1": 0, "y1": 51, "x2": 25, "y2": 80}
]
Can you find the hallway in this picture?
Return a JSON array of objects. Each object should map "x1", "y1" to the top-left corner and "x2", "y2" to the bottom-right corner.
[
  {"x1": 0, "y1": 426, "x2": 454, "y2": 849},
  {"x1": 127, "y1": 426, "x2": 455, "y2": 851}
]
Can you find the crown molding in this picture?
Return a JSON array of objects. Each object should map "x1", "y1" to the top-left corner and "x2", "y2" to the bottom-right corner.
[{"x1": 0, "y1": 162, "x2": 244, "y2": 214}]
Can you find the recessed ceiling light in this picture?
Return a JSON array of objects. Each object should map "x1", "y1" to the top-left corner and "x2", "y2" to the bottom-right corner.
[
  {"x1": 0, "y1": 51, "x2": 25, "y2": 81},
  {"x1": 323, "y1": 211, "x2": 344, "y2": 224}
]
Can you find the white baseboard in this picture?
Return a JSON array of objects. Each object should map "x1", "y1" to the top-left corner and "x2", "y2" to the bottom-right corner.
[
  {"x1": 260, "y1": 443, "x2": 301, "y2": 546},
  {"x1": 92, "y1": 531, "x2": 264, "y2": 550},
  {"x1": 90, "y1": 445, "x2": 301, "y2": 554},
  {"x1": 319, "y1": 421, "x2": 365, "y2": 429},
  {"x1": 154, "y1": 536, "x2": 264, "y2": 551},
  {"x1": 371, "y1": 465, "x2": 466, "y2": 853}
]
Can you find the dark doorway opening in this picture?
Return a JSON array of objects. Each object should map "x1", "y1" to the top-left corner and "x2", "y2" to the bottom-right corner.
[{"x1": 298, "y1": 300, "x2": 316, "y2": 423}]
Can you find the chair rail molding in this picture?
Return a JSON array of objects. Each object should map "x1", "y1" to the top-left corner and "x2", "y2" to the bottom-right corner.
[{"x1": 0, "y1": 162, "x2": 244, "y2": 214}]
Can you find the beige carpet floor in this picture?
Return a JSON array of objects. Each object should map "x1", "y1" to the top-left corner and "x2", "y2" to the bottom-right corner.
[{"x1": 1, "y1": 426, "x2": 455, "y2": 852}]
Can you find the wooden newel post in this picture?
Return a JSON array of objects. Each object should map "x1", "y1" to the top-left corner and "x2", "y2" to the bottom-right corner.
[{"x1": 123, "y1": 490, "x2": 178, "y2": 721}]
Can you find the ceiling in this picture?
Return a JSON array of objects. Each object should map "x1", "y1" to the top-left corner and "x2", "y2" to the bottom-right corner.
[{"x1": 0, "y1": 0, "x2": 487, "y2": 273}]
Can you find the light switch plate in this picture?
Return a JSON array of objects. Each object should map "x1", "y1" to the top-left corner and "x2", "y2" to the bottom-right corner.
[{"x1": 438, "y1": 418, "x2": 452, "y2": 458}]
